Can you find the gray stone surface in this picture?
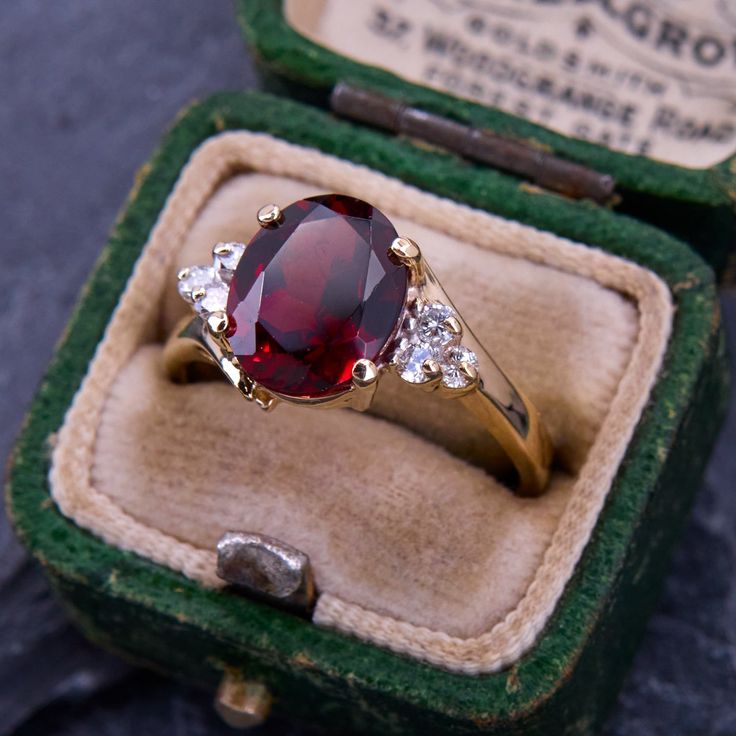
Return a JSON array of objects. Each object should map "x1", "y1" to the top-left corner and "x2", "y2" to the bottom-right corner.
[{"x1": 1, "y1": 1, "x2": 734, "y2": 734}]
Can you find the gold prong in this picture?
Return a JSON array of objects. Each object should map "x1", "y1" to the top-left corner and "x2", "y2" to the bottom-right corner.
[
  {"x1": 352, "y1": 358, "x2": 379, "y2": 388},
  {"x1": 390, "y1": 236, "x2": 421, "y2": 262},
  {"x1": 389, "y1": 237, "x2": 424, "y2": 284},
  {"x1": 459, "y1": 361, "x2": 479, "y2": 383},
  {"x1": 191, "y1": 286, "x2": 206, "y2": 302},
  {"x1": 257, "y1": 203, "x2": 283, "y2": 227},
  {"x1": 351, "y1": 359, "x2": 379, "y2": 411},
  {"x1": 418, "y1": 358, "x2": 443, "y2": 392},
  {"x1": 207, "y1": 310, "x2": 229, "y2": 336},
  {"x1": 443, "y1": 316, "x2": 462, "y2": 337},
  {"x1": 422, "y1": 358, "x2": 442, "y2": 379},
  {"x1": 213, "y1": 242, "x2": 233, "y2": 256},
  {"x1": 177, "y1": 267, "x2": 190, "y2": 281}
]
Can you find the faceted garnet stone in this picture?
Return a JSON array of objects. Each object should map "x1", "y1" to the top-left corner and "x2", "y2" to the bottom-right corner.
[{"x1": 226, "y1": 194, "x2": 408, "y2": 398}]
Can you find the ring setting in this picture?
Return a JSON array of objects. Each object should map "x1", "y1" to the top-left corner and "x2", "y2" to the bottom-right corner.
[{"x1": 165, "y1": 193, "x2": 552, "y2": 495}]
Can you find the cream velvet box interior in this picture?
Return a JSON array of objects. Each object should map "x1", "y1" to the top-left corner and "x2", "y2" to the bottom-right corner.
[{"x1": 50, "y1": 130, "x2": 672, "y2": 675}]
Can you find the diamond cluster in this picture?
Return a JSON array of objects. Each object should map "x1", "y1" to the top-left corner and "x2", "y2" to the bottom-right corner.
[
  {"x1": 176, "y1": 223, "x2": 480, "y2": 397},
  {"x1": 392, "y1": 300, "x2": 479, "y2": 389},
  {"x1": 176, "y1": 242, "x2": 245, "y2": 316}
]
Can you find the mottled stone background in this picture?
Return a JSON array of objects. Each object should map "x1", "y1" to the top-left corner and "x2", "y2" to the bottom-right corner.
[{"x1": 1, "y1": 2, "x2": 734, "y2": 734}]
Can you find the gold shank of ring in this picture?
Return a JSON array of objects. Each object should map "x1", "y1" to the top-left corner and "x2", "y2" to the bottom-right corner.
[
  {"x1": 459, "y1": 386, "x2": 552, "y2": 495},
  {"x1": 164, "y1": 235, "x2": 553, "y2": 496}
]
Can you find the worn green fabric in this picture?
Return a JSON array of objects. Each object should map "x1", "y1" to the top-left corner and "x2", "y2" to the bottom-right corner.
[
  {"x1": 236, "y1": 0, "x2": 736, "y2": 281},
  {"x1": 6, "y1": 93, "x2": 730, "y2": 735}
]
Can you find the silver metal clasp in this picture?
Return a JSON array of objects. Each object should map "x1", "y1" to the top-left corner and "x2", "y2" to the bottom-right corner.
[{"x1": 216, "y1": 531, "x2": 316, "y2": 613}]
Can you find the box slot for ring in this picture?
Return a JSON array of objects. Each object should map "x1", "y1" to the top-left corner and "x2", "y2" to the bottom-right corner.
[{"x1": 49, "y1": 131, "x2": 673, "y2": 673}]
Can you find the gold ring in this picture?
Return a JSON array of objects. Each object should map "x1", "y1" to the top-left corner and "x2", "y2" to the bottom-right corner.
[{"x1": 163, "y1": 194, "x2": 552, "y2": 496}]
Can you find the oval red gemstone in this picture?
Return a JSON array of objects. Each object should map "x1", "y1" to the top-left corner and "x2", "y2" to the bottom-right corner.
[{"x1": 226, "y1": 194, "x2": 408, "y2": 398}]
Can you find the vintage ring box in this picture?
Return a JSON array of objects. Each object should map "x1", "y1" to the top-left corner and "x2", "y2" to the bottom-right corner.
[{"x1": 7, "y1": 2, "x2": 732, "y2": 733}]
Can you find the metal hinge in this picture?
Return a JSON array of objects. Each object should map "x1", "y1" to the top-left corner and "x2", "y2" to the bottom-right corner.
[{"x1": 330, "y1": 81, "x2": 616, "y2": 205}]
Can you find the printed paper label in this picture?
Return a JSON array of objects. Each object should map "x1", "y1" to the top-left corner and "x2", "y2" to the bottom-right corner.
[{"x1": 295, "y1": 0, "x2": 736, "y2": 168}]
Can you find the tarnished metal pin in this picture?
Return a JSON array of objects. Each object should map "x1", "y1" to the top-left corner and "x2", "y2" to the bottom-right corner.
[{"x1": 216, "y1": 531, "x2": 316, "y2": 613}]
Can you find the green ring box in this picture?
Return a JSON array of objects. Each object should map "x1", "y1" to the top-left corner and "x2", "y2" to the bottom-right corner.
[{"x1": 7, "y1": 3, "x2": 733, "y2": 733}]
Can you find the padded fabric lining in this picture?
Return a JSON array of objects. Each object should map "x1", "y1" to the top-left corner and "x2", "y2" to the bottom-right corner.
[{"x1": 50, "y1": 132, "x2": 673, "y2": 673}]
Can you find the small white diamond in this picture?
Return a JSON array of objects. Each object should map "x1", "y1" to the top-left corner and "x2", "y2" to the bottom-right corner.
[
  {"x1": 177, "y1": 266, "x2": 216, "y2": 302},
  {"x1": 394, "y1": 341, "x2": 441, "y2": 384},
  {"x1": 416, "y1": 302, "x2": 457, "y2": 347},
  {"x1": 193, "y1": 282, "x2": 229, "y2": 315},
  {"x1": 213, "y1": 242, "x2": 245, "y2": 281},
  {"x1": 442, "y1": 346, "x2": 479, "y2": 388}
]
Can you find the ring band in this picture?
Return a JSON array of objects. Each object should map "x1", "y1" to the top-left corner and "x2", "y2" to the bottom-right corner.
[{"x1": 163, "y1": 194, "x2": 552, "y2": 495}]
